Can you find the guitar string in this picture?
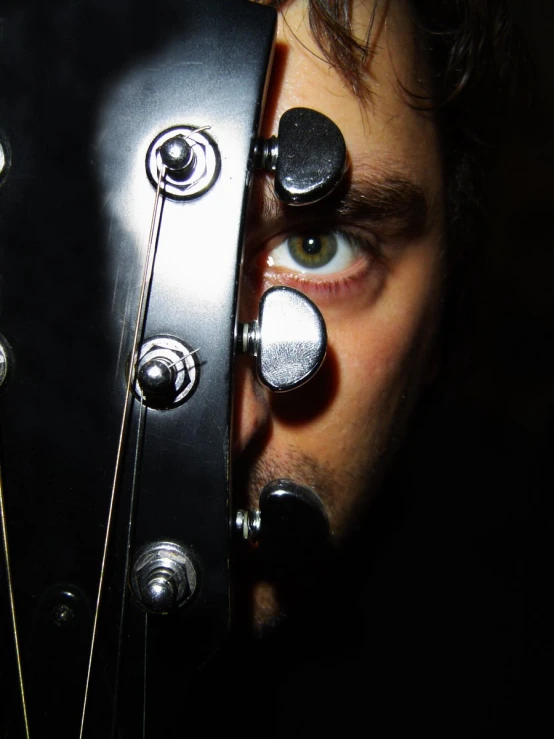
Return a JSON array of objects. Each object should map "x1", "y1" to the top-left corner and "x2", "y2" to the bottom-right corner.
[
  {"x1": 79, "y1": 163, "x2": 167, "y2": 739},
  {"x1": 0, "y1": 464, "x2": 31, "y2": 738},
  {"x1": 111, "y1": 387, "x2": 147, "y2": 739},
  {"x1": 166, "y1": 346, "x2": 201, "y2": 371}
]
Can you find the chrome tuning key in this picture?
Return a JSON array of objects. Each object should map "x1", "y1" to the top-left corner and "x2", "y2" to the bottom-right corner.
[
  {"x1": 0, "y1": 335, "x2": 12, "y2": 391},
  {"x1": 254, "y1": 107, "x2": 347, "y2": 205},
  {"x1": 236, "y1": 286, "x2": 327, "y2": 392},
  {"x1": 0, "y1": 135, "x2": 10, "y2": 187},
  {"x1": 235, "y1": 479, "x2": 330, "y2": 569}
]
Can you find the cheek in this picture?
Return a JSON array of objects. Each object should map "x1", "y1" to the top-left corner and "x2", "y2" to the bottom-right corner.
[
  {"x1": 266, "y1": 243, "x2": 441, "y2": 538},
  {"x1": 335, "y1": 315, "x2": 418, "y2": 436},
  {"x1": 269, "y1": 297, "x2": 433, "y2": 471},
  {"x1": 328, "y1": 243, "x2": 442, "y2": 428},
  {"x1": 271, "y1": 240, "x2": 441, "y2": 447}
]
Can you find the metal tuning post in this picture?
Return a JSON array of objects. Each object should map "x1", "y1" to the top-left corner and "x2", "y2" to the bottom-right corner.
[
  {"x1": 131, "y1": 542, "x2": 198, "y2": 615},
  {"x1": 146, "y1": 125, "x2": 221, "y2": 200},
  {"x1": 133, "y1": 336, "x2": 199, "y2": 409},
  {"x1": 254, "y1": 107, "x2": 347, "y2": 205},
  {"x1": 236, "y1": 286, "x2": 327, "y2": 392},
  {"x1": 0, "y1": 334, "x2": 13, "y2": 391},
  {"x1": 235, "y1": 479, "x2": 330, "y2": 569},
  {"x1": 0, "y1": 134, "x2": 10, "y2": 187}
]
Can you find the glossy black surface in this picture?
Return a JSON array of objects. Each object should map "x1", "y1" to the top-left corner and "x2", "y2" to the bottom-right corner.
[
  {"x1": 0, "y1": 1, "x2": 275, "y2": 735},
  {"x1": 274, "y1": 107, "x2": 347, "y2": 205},
  {"x1": 258, "y1": 479, "x2": 330, "y2": 571}
]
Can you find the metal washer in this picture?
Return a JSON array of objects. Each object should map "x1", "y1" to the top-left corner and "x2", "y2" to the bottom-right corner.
[
  {"x1": 146, "y1": 125, "x2": 221, "y2": 200},
  {"x1": 133, "y1": 335, "x2": 199, "y2": 408}
]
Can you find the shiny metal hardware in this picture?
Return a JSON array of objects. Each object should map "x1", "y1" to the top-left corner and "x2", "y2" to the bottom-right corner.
[
  {"x1": 0, "y1": 141, "x2": 6, "y2": 177},
  {"x1": 0, "y1": 335, "x2": 12, "y2": 390},
  {"x1": 133, "y1": 335, "x2": 198, "y2": 409},
  {"x1": 254, "y1": 107, "x2": 347, "y2": 205},
  {"x1": 234, "y1": 508, "x2": 261, "y2": 542},
  {"x1": 51, "y1": 603, "x2": 75, "y2": 627},
  {"x1": 45, "y1": 586, "x2": 83, "y2": 628},
  {"x1": 146, "y1": 125, "x2": 221, "y2": 200},
  {"x1": 131, "y1": 541, "x2": 198, "y2": 614},
  {"x1": 236, "y1": 286, "x2": 327, "y2": 392},
  {"x1": 158, "y1": 135, "x2": 196, "y2": 180},
  {"x1": 254, "y1": 135, "x2": 278, "y2": 172},
  {"x1": 0, "y1": 135, "x2": 10, "y2": 185}
]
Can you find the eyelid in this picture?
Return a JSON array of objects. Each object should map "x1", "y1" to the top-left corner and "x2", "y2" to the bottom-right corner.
[
  {"x1": 269, "y1": 231, "x2": 358, "y2": 275},
  {"x1": 243, "y1": 223, "x2": 389, "y2": 304},
  {"x1": 260, "y1": 223, "x2": 384, "y2": 266}
]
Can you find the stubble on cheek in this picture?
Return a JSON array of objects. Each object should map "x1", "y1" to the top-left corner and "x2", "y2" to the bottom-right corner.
[
  {"x1": 237, "y1": 448, "x2": 366, "y2": 539},
  {"x1": 232, "y1": 436, "x2": 388, "y2": 633},
  {"x1": 232, "y1": 305, "x2": 441, "y2": 633}
]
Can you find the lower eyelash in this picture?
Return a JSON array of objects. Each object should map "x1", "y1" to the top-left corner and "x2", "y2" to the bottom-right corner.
[{"x1": 264, "y1": 257, "x2": 376, "y2": 299}]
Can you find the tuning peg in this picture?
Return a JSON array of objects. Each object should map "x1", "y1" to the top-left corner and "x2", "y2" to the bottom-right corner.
[
  {"x1": 0, "y1": 334, "x2": 13, "y2": 391},
  {"x1": 131, "y1": 541, "x2": 198, "y2": 615},
  {"x1": 235, "y1": 479, "x2": 330, "y2": 569},
  {"x1": 0, "y1": 135, "x2": 11, "y2": 187},
  {"x1": 254, "y1": 107, "x2": 347, "y2": 205},
  {"x1": 236, "y1": 286, "x2": 326, "y2": 392}
]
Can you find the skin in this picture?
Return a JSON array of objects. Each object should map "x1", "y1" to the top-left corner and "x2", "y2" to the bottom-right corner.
[{"x1": 233, "y1": 0, "x2": 445, "y2": 630}]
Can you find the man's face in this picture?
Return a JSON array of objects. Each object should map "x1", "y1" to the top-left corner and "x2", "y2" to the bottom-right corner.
[{"x1": 235, "y1": 0, "x2": 444, "y2": 627}]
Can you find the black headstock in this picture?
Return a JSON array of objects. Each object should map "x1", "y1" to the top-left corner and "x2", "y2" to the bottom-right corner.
[
  {"x1": 0, "y1": 1, "x2": 275, "y2": 734},
  {"x1": 0, "y1": 1, "x2": 346, "y2": 735}
]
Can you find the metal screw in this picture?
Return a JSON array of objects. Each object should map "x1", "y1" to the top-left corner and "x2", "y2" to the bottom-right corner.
[{"x1": 51, "y1": 603, "x2": 74, "y2": 627}]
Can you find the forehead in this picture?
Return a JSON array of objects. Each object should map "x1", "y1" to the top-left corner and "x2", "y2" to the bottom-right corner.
[{"x1": 264, "y1": 0, "x2": 441, "y2": 203}]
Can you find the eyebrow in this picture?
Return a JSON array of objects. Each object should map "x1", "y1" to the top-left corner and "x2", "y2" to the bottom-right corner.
[
  {"x1": 334, "y1": 173, "x2": 431, "y2": 240},
  {"x1": 250, "y1": 169, "x2": 432, "y2": 242}
]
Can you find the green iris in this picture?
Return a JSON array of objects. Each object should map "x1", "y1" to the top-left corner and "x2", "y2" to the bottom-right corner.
[{"x1": 287, "y1": 232, "x2": 338, "y2": 270}]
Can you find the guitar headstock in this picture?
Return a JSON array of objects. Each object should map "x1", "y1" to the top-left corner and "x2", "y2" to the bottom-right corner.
[{"x1": 0, "y1": 1, "x2": 345, "y2": 735}]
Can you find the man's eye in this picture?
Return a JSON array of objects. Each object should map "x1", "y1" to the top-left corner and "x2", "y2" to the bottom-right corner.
[{"x1": 266, "y1": 231, "x2": 359, "y2": 275}]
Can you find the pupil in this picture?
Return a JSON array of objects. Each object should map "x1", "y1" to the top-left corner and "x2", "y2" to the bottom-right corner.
[{"x1": 302, "y1": 236, "x2": 322, "y2": 255}]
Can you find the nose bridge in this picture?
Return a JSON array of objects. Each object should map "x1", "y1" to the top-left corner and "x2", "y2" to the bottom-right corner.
[
  {"x1": 240, "y1": 172, "x2": 276, "y2": 315},
  {"x1": 233, "y1": 196, "x2": 273, "y2": 457},
  {"x1": 232, "y1": 357, "x2": 271, "y2": 459}
]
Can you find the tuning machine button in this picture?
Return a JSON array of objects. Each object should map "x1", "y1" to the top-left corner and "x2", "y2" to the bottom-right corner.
[
  {"x1": 254, "y1": 107, "x2": 347, "y2": 205},
  {"x1": 235, "y1": 479, "x2": 330, "y2": 569},
  {"x1": 236, "y1": 286, "x2": 326, "y2": 392}
]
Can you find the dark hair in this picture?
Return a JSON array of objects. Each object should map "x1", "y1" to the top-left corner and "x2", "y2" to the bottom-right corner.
[
  {"x1": 265, "y1": 0, "x2": 527, "y2": 258},
  {"x1": 264, "y1": 0, "x2": 529, "y2": 383}
]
